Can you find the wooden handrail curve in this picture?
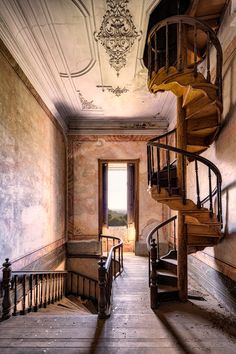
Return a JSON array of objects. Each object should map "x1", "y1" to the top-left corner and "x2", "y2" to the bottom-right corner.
[
  {"x1": 98, "y1": 234, "x2": 123, "y2": 319},
  {"x1": 147, "y1": 15, "x2": 223, "y2": 101},
  {"x1": 147, "y1": 140, "x2": 222, "y2": 225}
]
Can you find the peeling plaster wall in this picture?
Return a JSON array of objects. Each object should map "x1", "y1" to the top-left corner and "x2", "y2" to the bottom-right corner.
[
  {"x1": 68, "y1": 137, "x2": 167, "y2": 247},
  {"x1": 187, "y1": 12, "x2": 236, "y2": 282},
  {"x1": 0, "y1": 50, "x2": 66, "y2": 266}
]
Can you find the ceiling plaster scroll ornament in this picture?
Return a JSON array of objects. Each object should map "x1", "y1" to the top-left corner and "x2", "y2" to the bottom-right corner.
[
  {"x1": 96, "y1": 85, "x2": 128, "y2": 96},
  {"x1": 77, "y1": 90, "x2": 102, "y2": 111},
  {"x1": 96, "y1": 0, "x2": 139, "y2": 76}
]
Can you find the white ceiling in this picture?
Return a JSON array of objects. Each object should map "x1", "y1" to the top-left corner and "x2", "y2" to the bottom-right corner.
[{"x1": 0, "y1": 0, "x2": 176, "y2": 133}]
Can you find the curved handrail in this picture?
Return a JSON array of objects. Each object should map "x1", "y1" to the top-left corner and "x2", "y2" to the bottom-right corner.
[
  {"x1": 147, "y1": 15, "x2": 223, "y2": 101},
  {"x1": 98, "y1": 234, "x2": 123, "y2": 319},
  {"x1": 148, "y1": 128, "x2": 176, "y2": 143},
  {"x1": 147, "y1": 140, "x2": 222, "y2": 224},
  {"x1": 146, "y1": 215, "x2": 177, "y2": 251}
]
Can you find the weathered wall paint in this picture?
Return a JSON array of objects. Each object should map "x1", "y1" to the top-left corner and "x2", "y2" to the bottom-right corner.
[
  {"x1": 68, "y1": 136, "x2": 167, "y2": 246},
  {"x1": 0, "y1": 50, "x2": 66, "y2": 266}
]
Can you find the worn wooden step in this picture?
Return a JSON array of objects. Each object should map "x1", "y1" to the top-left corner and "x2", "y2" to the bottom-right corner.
[
  {"x1": 186, "y1": 222, "x2": 221, "y2": 236},
  {"x1": 157, "y1": 258, "x2": 177, "y2": 274},
  {"x1": 186, "y1": 114, "x2": 219, "y2": 133},
  {"x1": 187, "y1": 234, "x2": 219, "y2": 246},
  {"x1": 184, "y1": 212, "x2": 219, "y2": 225},
  {"x1": 157, "y1": 269, "x2": 178, "y2": 287},
  {"x1": 157, "y1": 285, "x2": 179, "y2": 302}
]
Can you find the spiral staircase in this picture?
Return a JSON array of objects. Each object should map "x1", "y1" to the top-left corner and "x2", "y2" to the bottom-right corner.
[{"x1": 146, "y1": 15, "x2": 223, "y2": 307}]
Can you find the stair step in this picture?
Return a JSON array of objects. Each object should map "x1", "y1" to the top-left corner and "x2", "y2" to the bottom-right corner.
[
  {"x1": 186, "y1": 100, "x2": 222, "y2": 121},
  {"x1": 188, "y1": 235, "x2": 219, "y2": 246},
  {"x1": 157, "y1": 269, "x2": 178, "y2": 287},
  {"x1": 186, "y1": 144, "x2": 208, "y2": 154},
  {"x1": 186, "y1": 222, "x2": 221, "y2": 236},
  {"x1": 158, "y1": 258, "x2": 177, "y2": 274},
  {"x1": 158, "y1": 285, "x2": 179, "y2": 301}
]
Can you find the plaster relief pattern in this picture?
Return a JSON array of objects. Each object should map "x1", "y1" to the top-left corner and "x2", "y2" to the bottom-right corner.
[{"x1": 96, "y1": 0, "x2": 139, "y2": 75}]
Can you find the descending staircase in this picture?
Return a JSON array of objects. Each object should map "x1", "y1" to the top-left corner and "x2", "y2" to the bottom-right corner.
[{"x1": 146, "y1": 14, "x2": 223, "y2": 306}]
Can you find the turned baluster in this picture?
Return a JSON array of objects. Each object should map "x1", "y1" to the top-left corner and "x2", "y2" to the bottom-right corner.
[
  {"x1": 13, "y1": 274, "x2": 18, "y2": 316},
  {"x1": 2, "y1": 258, "x2": 12, "y2": 320}
]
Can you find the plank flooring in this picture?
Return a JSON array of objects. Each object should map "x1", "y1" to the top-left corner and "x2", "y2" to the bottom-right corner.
[{"x1": 0, "y1": 254, "x2": 236, "y2": 354}]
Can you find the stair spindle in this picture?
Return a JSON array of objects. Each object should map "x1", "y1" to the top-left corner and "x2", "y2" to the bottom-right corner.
[
  {"x1": 13, "y1": 274, "x2": 18, "y2": 316},
  {"x1": 39, "y1": 274, "x2": 43, "y2": 308},
  {"x1": 194, "y1": 23, "x2": 198, "y2": 77},
  {"x1": 34, "y1": 274, "x2": 38, "y2": 311},
  {"x1": 167, "y1": 150, "x2": 171, "y2": 195},
  {"x1": 206, "y1": 32, "x2": 211, "y2": 82},
  {"x1": 1, "y1": 259, "x2": 12, "y2": 320},
  {"x1": 154, "y1": 32, "x2": 158, "y2": 72},
  {"x1": 44, "y1": 274, "x2": 47, "y2": 308},
  {"x1": 157, "y1": 231, "x2": 160, "y2": 260},
  {"x1": 148, "y1": 42, "x2": 151, "y2": 79},
  {"x1": 21, "y1": 274, "x2": 26, "y2": 315},
  {"x1": 177, "y1": 20, "x2": 182, "y2": 71},
  {"x1": 157, "y1": 147, "x2": 161, "y2": 192},
  {"x1": 209, "y1": 167, "x2": 213, "y2": 216},
  {"x1": 182, "y1": 155, "x2": 186, "y2": 205},
  {"x1": 165, "y1": 23, "x2": 169, "y2": 71},
  {"x1": 174, "y1": 217, "x2": 176, "y2": 250},
  {"x1": 195, "y1": 160, "x2": 201, "y2": 208}
]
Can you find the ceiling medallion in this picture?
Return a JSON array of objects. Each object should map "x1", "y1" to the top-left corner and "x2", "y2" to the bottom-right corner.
[
  {"x1": 77, "y1": 90, "x2": 102, "y2": 111},
  {"x1": 108, "y1": 86, "x2": 129, "y2": 96},
  {"x1": 96, "y1": 0, "x2": 139, "y2": 76}
]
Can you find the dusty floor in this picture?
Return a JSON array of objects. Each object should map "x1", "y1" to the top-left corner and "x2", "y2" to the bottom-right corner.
[{"x1": 0, "y1": 254, "x2": 235, "y2": 353}]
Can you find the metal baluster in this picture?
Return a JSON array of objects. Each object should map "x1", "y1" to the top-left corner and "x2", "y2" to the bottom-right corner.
[
  {"x1": 195, "y1": 160, "x2": 201, "y2": 208},
  {"x1": 167, "y1": 150, "x2": 171, "y2": 195},
  {"x1": 194, "y1": 23, "x2": 198, "y2": 77},
  {"x1": 206, "y1": 32, "x2": 211, "y2": 82},
  {"x1": 174, "y1": 218, "x2": 176, "y2": 251},
  {"x1": 118, "y1": 247, "x2": 121, "y2": 275},
  {"x1": 148, "y1": 41, "x2": 151, "y2": 79},
  {"x1": 148, "y1": 252, "x2": 151, "y2": 286},
  {"x1": 157, "y1": 231, "x2": 160, "y2": 260},
  {"x1": 157, "y1": 147, "x2": 161, "y2": 192},
  {"x1": 182, "y1": 155, "x2": 186, "y2": 204},
  {"x1": 177, "y1": 20, "x2": 182, "y2": 71},
  {"x1": 82, "y1": 277, "x2": 85, "y2": 296},
  {"x1": 209, "y1": 167, "x2": 213, "y2": 216},
  {"x1": 154, "y1": 32, "x2": 158, "y2": 72},
  {"x1": 106, "y1": 238, "x2": 108, "y2": 255},
  {"x1": 13, "y1": 274, "x2": 18, "y2": 316},
  {"x1": 166, "y1": 23, "x2": 169, "y2": 71},
  {"x1": 48, "y1": 274, "x2": 51, "y2": 304},
  {"x1": 98, "y1": 258, "x2": 107, "y2": 319}
]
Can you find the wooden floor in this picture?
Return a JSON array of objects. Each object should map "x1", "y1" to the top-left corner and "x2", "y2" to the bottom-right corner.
[{"x1": 0, "y1": 254, "x2": 236, "y2": 353}]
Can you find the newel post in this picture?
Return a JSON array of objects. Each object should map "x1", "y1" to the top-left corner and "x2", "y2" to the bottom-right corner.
[
  {"x1": 150, "y1": 239, "x2": 158, "y2": 309},
  {"x1": 2, "y1": 258, "x2": 12, "y2": 320},
  {"x1": 98, "y1": 257, "x2": 107, "y2": 319}
]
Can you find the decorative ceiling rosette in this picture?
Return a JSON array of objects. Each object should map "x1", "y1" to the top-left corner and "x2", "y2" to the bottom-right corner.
[{"x1": 96, "y1": 0, "x2": 139, "y2": 76}]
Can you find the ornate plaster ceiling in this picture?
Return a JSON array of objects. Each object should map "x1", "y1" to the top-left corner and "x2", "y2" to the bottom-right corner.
[{"x1": 0, "y1": 0, "x2": 176, "y2": 133}]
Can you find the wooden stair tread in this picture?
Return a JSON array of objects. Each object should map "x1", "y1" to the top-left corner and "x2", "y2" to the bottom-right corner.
[
  {"x1": 158, "y1": 285, "x2": 178, "y2": 293},
  {"x1": 157, "y1": 269, "x2": 177, "y2": 278}
]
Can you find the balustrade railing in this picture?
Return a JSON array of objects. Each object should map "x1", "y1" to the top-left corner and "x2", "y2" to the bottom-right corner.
[
  {"x1": 98, "y1": 234, "x2": 124, "y2": 319},
  {"x1": 146, "y1": 216, "x2": 177, "y2": 287},
  {"x1": 147, "y1": 15, "x2": 223, "y2": 101},
  {"x1": 147, "y1": 137, "x2": 222, "y2": 226}
]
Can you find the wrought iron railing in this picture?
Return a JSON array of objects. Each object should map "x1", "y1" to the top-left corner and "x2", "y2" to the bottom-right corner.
[
  {"x1": 146, "y1": 215, "x2": 177, "y2": 287},
  {"x1": 147, "y1": 15, "x2": 223, "y2": 101},
  {"x1": 147, "y1": 134, "x2": 222, "y2": 225},
  {"x1": 98, "y1": 234, "x2": 124, "y2": 319}
]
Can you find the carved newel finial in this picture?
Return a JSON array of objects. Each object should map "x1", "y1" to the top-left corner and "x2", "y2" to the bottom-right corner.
[{"x1": 2, "y1": 258, "x2": 12, "y2": 320}]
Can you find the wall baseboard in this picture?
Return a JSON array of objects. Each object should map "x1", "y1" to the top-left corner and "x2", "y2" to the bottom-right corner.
[{"x1": 189, "y1": 255, "x2": 236, "y2": 313}]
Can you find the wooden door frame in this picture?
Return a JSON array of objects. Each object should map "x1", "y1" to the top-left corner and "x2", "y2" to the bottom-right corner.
[{"x1": 98, "y1": 159, "x2": 139, "y2": 240}]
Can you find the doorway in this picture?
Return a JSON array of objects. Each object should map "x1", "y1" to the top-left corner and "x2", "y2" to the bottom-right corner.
[{"x1": 99, "y1": 160, "x2": 139, "y2": 252}]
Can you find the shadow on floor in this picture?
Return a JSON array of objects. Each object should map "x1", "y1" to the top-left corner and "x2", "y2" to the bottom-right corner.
[
  {"x1": 154, "y1": 300, "x2": 236, "y2": 353},
  {"x1": 88, "y1": 318, "x2": 106, "y2": 354}
]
